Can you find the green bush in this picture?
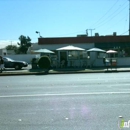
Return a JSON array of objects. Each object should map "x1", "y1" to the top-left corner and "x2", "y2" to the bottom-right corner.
[{"x1": 38, "y1": 56, "x2": 51, "y2": 69}]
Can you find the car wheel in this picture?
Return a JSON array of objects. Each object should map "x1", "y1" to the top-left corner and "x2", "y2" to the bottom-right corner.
[{"x1": 15, "y1": 64, "x2": 22, "y2": 70}]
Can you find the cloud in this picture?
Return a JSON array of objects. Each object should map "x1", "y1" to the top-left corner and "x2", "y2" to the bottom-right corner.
[{"x1": 0, "y1": 40, "x2": 18, "y2": 49}]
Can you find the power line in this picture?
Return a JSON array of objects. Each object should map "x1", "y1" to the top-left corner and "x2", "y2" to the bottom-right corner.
[
  {"x1": 104, "y1": 14, "x2": 129, "y2": 32},
  {"x1": 92, "y1": 1, "x2": 127, "y2": 29},
  {"x1": 41, "y1": 1, "x2": 128, "y2": 37},
  {"x1": 95, "y1": 3, "x2": 128, "y2": 29},
  {"x1": 45, "y1": 1, "x2": 124, "y2": 37},
  {"x1": 120, "y1": 30, "x2": 129, "y2": 35},
  {"x1": 123, "y1": 12, "x2": 129, "y2": 32},
  {"x1": 89, "y1": 0, "x2": 119, "y2": 28},
  {"x1": 86, "y1": 29, "x2": 95, "y2": 36},
  {"x1": 57, "y1": 30, "x2": 85, "y2": 37},
  {"x1": 0, "y1": 39, "x2": 18, "y2": 41}
]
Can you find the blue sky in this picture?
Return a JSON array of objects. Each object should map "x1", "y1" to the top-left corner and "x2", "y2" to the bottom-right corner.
[{"x1": 0, "y1": 0, "x2": 129, "y2": 48}]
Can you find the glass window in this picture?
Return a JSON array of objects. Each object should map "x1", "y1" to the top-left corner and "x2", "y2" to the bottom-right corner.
[
  {"x1": 97, "y1": 52, "x2": 107, "y2": 58},
  {"x1": 80, "y1": 51, "x2": 88, "y2": 59},
  {"x1": 68, "y1": 51, "x2": 79, "y2": 59}
]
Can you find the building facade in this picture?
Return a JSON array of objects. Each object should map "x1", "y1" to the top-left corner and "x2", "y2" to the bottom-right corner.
[{"x1": 38, "y1": 35, "x2": 130, "y2": 67}]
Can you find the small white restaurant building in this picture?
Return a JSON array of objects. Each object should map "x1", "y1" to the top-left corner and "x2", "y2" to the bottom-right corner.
[{"x1": 37, "y1": 35, "x2": 130, "y2": 67}]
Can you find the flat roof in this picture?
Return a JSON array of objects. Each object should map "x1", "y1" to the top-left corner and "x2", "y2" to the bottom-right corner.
[{"x1": 38, "y1": 35, "x2": 130, "y2": 45}]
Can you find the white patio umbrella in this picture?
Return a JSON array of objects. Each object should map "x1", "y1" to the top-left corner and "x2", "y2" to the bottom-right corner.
[
  {"x1": 56, "y1": 45, "x2": 85, "y2": 51},
  {"x1": 106, "y1": 50, "x2": 117, "y2": 54},
  {"x1": 33, "y1": 49, "x2": 54, "y2": 53},
  {"x1": 86, "y1": 48, "x2": 106, "y2": 67},
  {"x1": 87, "y1": 48, "x2": 106, "y2": 53},
  {"x1": 56, "y1": 45, "x2": 85, "y2": 67}
]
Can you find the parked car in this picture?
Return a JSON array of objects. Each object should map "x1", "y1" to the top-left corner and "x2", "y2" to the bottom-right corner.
[{"x1": 3, "y1": 57, "x2": 28, "y2": 70}]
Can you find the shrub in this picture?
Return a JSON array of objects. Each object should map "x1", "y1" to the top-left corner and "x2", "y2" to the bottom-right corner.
[{"x1": 38, "y1": 56, "x2": 51, "y2": 69}]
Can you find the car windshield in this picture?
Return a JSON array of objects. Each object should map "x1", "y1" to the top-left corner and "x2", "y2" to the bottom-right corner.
[{"x1": 3, "y1": 57, "x2": 14, "y2": 61}]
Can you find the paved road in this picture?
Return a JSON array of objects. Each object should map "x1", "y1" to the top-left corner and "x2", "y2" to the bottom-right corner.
[{"x1": 0, "y1": 73, "x2": 130, "y2": 130}]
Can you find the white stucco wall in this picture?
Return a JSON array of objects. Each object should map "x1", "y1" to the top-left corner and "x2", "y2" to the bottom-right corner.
[
  {"x1": 117, "y1": 58, "x2": 130, "y2": 66},
  {"x1": 94, "y1": 58, "x2": 104, "y2": 66},
  {"x1": 0, "y1": 49, "x2": 7, "y2": 55},
  {"x1": 94, "y1": 57, "x2": 130, "y2": 67}
]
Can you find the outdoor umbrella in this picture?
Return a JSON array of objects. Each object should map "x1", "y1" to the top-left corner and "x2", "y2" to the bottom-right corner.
[
  {"x1": 106, "y1": 50, "x2": 117, "y2": 54},
  {"x1": 56, "y1": 45, "x2": 85, "y2": 68},
  {"x1": 86, "y1": 48, "x2": 106, "y2": 67},
  {"x1": 86, "y1": 48, "x2": 106, "y2": 53},
  {"x1": 56, "y1": 45, "x2": 85, "y2": 51},
  {"x1": 33, "y1": 49, "x2": 54, "y2": 53}
]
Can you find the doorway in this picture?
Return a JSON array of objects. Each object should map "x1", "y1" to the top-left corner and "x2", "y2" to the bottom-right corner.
[{"x1": 60, "y1": 51, "x2": 68, "y2": 66}]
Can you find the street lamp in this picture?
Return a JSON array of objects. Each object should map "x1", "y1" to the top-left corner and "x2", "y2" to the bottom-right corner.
[{"x1": 35, "y1": 31, "x2": 42, "y2": 38}]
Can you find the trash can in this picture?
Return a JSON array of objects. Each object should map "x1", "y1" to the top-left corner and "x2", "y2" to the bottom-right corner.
[
  {"x1": 31, "y1": 58, "x2": 38, "y2": 69},
  {"x1": 111, "y1": 59, "x2": 117, "y2": 66},
  {"x1": 111, "y1": 59, "x2": 117, "y2": 69}
]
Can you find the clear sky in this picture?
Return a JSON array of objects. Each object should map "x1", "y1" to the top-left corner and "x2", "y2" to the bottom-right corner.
[{"x1": 0, "y1": 0, "x2": 129, "y2": 48}]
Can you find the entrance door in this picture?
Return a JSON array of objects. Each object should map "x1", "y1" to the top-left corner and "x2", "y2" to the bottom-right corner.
[{"x1": 60, "y1": 51, "x2": 67, "y2": 66}]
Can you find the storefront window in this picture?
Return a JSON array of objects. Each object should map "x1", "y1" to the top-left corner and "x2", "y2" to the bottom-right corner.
[
  {"x1": 50, "y1": 50, "x2": 58, "y2": 60},
  {"x1": 68, "y1": 51, "x2": 79, "y2": 59},
  {"x1": 97, "y1": 52, "x2": 107, "y2": 58},
  {"x1": 116, "y1": 48, "x2": 130, "y2": 57},
  {"x1": 68, "y1": 51, "x2": 87, "y2": 59},
  {"x1": 79, "y1": 51, "x2": 88, "y2": 59},
  {"x1": 124, "y1": 48, "x2": 130, "y2": 57}
]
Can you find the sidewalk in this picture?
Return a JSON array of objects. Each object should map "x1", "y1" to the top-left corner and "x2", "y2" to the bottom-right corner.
[{"x1": 0, "y1": 66, "x2": 130, "y2": 76}]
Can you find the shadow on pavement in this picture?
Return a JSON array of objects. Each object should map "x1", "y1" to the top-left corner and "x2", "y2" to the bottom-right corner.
[
  {"x1": 4, "y1": 68, "x2": 26, "y2": 71},
  {"x1": 52, "y1": 68, "x2": 85, "y2": 72},
  {"x1": 29, "y1": 69, "x2": 49, "y2": 75},
  {"x1": 29, "y1": 69, "x2": 44, "y2": 72}
]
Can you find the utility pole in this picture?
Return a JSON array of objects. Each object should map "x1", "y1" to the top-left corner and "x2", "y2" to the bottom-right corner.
[
  {"x1": 86, "y1": 29, "x2": 95, "y2": 36},
  {"x1": 129, "y1": 0, "x2": 130, "y2": 36}
]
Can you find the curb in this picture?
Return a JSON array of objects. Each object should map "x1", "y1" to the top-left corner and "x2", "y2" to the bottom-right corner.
[{"x1": 0, "y1": 69, "x2": 130, "y2": 76}]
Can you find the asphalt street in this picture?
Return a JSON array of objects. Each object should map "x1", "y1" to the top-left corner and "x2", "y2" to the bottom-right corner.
[{"x1": 0, "y1": 73, "x2": 130, "y2": 130}]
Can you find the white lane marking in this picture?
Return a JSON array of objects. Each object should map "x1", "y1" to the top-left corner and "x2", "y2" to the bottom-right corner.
[
  {"x1": 0, "y1": 91, "x2": 130, "y2": 98},
  {"x1": 119, "y1": 89, "x2": 130, "y2": 91}
]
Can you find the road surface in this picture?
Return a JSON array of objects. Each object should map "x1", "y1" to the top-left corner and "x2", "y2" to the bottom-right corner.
[{"x1": 0, "y1": 73, "x2": 130, "y2": 130}]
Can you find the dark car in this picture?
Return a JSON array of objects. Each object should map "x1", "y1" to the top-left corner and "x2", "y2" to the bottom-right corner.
[{"x1": 3, "y1": 57, "x2": 28, "y2": 70}]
